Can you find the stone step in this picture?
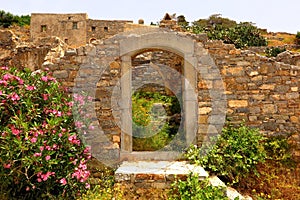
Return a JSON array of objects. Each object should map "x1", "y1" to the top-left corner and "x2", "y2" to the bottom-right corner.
[{"x1": 115, "y1": 161, "x2": 209, "y2": 189}]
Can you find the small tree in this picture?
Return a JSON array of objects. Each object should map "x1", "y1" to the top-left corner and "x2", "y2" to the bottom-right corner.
[{"x1": 296, "y1": 32, "x2": 300, "y2": 45}]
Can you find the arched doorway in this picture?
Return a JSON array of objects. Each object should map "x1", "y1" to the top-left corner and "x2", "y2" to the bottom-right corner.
[{"x1": 118, "y1": 33, "x2": 198, "y2": 161}]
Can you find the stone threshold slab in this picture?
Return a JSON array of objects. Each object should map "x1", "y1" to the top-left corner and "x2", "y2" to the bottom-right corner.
[{"x1": 115, "y1": 161, "x2": 208, "y2": 183}]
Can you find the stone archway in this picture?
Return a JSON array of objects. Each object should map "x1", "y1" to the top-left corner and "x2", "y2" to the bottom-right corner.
[
  {"x1": 118, "y1": 32, "x2": 199, "y2": 160},
  {"x1": 74, "y1": 29, "x2": 226, "y2": 165}
]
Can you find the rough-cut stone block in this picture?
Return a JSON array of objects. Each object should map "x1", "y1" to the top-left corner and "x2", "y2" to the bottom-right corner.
[
  {"x1": 199, "y1": 107, "x2": 212, "y2": 114},
  {"x1": 262, "y1": 104, "x2": 277, "y2": 114},
  {"x1": 290, "y1": 116, "x2": 299, "y2": 123},
  {"x1": 53, "y1": 70, "x2": 68, "y2": 79},
  {"x1": 259, "y1": 84, "x2": 275, "y2": 90},
  {"x1": 228, "y1": 100, "x2": 248, "y2": 108}
]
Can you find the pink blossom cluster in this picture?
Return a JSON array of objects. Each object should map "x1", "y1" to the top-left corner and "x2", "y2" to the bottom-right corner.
[
  {"x1": 7, "y1": 92, "x2": 20, "y2": 101},
  {"x1": 41, "y1": 76, "x2": 56, "y2": 83},
  {"x1": 71, "y1": 160, "x2": 90, "y2": 183},
  {"x1": 37, "y1": 171, "x2": 55, "y2": 182},
  {"x1": 68, "y1": 134, "x2": 81, "y2": 146},
  {"x1": 73, "y1": 93, "x2": 85, "y2": 106},
  {"x1": 0, "y1": 73, "x2": 24, "y2": 86},
  {"x1": 44, "y1": 109, "x2": 62, "y2": 117}
]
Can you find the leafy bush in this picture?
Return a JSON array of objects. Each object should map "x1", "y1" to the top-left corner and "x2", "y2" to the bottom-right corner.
[
  {"x1": 169, "y1": 174, "x2": 228, "y2": 200},
  {"x1": 191, "y1": 15, "x2": 267, "y2": 49},
  {"x1": 265, "y1": 47, "x2": 286, "y2": 57},
  {"x1": 263, "y1": 136, "x2": 292, "y2": 161},
  {"x1": 296, "y1": 32, "x2": 300, "y2": 45},
  {"x1": 131, "y1": 91, "x2": 180, "y2": 151},
  {"x1": 0, "y1": 10, "x2": 30, "y2": 28},
  {"x1": 0, "y1": 67, "x2": 92, "y2": 199},
  {"x1": 185, "y1": 123, "x2": 266, "y2": 184}
]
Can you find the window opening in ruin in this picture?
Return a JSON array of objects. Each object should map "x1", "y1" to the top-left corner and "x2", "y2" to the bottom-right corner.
[
  {"x1": 72, "y1": 22, "x2": 78, "y2": 29},
  {"x1": 64, "y1": 38, "x2": 68, "y2": 44},
  {"x1": 68, "y1": 16, "x2": 72, "y2": 20},
  {"x1": 91, "y1": 26, "x2": 96, "y2": 32},
  {"x1": 41, "y1": 25, "x2": 47, "y2": 32},
  {"x1": 131, "y1": 50, "x2": 183, "y2": 151},
  {"x1": 104, "y1": 27, "x2": 108, "y2": 32}
]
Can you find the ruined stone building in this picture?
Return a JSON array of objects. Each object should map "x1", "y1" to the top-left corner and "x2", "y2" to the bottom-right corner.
[
  {"x1": 1, "y1": 13, "x2": 300, "y2": 162},
  {"x1": 30, "y1": 13, "x2": 133, "y2": 47}
]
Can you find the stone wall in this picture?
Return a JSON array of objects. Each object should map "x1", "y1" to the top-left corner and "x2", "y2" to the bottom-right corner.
[
  {"x1": 41, "y1": 30, "x2": 300, "y2": 159},
  {"x1": 203, "y1": 40, "x2": 300, "y2": 135},
  {"x1": 87, "y1": 19, "x2": 133, "y2": 43},
  {"x1": 31, "y1": 13, "x2": 88, "y2": 47},
  {"x1": 0, "y1": 30, "x2": 67, "y2": 71},
  {"x1": 1, "y1": 28, "x2": 300, "y2": 159}
]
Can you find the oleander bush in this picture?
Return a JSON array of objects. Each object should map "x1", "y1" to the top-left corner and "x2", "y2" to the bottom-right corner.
[{"x1": 0, "y1": 66, "x2": 93, "y2": 199}]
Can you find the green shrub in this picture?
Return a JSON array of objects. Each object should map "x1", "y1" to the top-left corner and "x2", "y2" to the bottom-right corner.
[
  {"x1": 191, "y1": 15, "x2": 267, "y2": 49},
  {"x1": 0, "y1": 67, "x2": 92, "y2": 199},
  {"x1": 263, "y1": 136, "x2": 292, "y2": 162},
  {"x1": 185, "y1": 123, "x2": 266, "y2": 184},
  {"x1": 295, "y1": 32, "x2": 300, "y2": 45},
  {"x1": 0, "y1": 10, "x2": 30, "y2": 28},
  {"x1": 265, "y1": 47, "x2": 286, "y2": 57},
  {"x1": 169, "y1": 174, "x2": 229, "y2": 200},
  {"x1": 131, "y1": 91, "x2": 180, "y2": 151}
]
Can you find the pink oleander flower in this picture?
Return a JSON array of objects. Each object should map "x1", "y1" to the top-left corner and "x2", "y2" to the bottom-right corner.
[
  {"x1": 39, "y1": 146, "x2": 44, "y2": 151},
  {"x1": 45, "y1": 146, "x2": 52, "y2": 151},
  {"x1": 30, "y1": 137, "x2": 37, "y2": 143},
  {"x1": 0, "y1": 80, "x2": 7, "y2": 86},
  {"x1": 0, "y1": 90, "x2": 2, "y2": 95},
  {"x1": 9, "y1": 92, "x2": 20, "y2": 101},
  {"x1": 59, "y1": 178, "x2": 67, "y2": 185},
  {"x1": 26, "y1": 85, "x2": 36, "y2": 91},
  {"x1": 41, "y1": 76, "x2": 48, "y2": 82},
  {"x1": 52, "y1": 144, "x2": 58, "y2": 150},
  {"x1": 1, "y1": 66, "x2": 8, "y2": 70},
  {"x1": 68, "y1": 134, "x2": 81, "y2": 146},
  {"x1": 45, "y1": 155, "x2": 51, "y2": 161},
  {"x1": 89, "y1": 125, "x2": 95, "y2": 130},
  {"x1": 37, "y1": 171, "x2": 55, "y2": 182},
  {"x1": 85, "y1": 183, "x2": 90, "y2": 189},
  {"x1": 75, "y1": 121, "x2": 83, "y2": 128},
  {"x1": 42, "y1": 94, "x2": 49, "y2": 101},
  {"x1": 15, "y1": 76, "x2": 24, "y2": 85},
  {"x1": 3, "y1": 163, "x2": 11, "y2": 169},
  {"x1": 34, "y1": 152, "x2": 42, "y2": 157},
  {"x1": 3, "y1": 73, "x2": 13, "y2": 81},
  {"x1": 11, "y1": 126, "x2": 21, "y2": 136}
]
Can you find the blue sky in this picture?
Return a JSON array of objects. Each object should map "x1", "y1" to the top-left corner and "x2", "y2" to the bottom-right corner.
[{"x1": 2, "y1": 0, "x2": 300, "y2": 33}]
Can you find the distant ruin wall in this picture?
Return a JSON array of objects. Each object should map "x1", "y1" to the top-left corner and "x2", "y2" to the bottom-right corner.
[
  {"x1": 87, "y1": 19, "x2": 133, "y2": 42},
  {"x1": 31, "y1": 13, "x2": 88, "y2": 47}
]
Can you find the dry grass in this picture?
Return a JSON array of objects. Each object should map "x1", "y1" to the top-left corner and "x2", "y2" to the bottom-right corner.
[
  {"x1": 238, "y1": 158, "x2": 300, "y2": 200},
  {"x1": 263, "y1": 32, "x2": 296, "y2": 46}
]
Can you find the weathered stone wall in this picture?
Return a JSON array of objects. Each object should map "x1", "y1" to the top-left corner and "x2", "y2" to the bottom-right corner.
[
  {"x1": 0, "y1": 30, "x2": 66, "y2": 71},
  {"x1": 1, "y1": 28, "x2": 300, "y2": 159},
  {"x1": 87, "y1": 19, "x2": 133, "y2": 42},
  {"x1": 31, "y1": 13, "x2": 88, "y2": 47},
  {"x1": 132, "y1": 50, "x2": 183, "y2": 95},
  {"x1": 202, "y1": 40, "x2": 300, "y2": 135},
  {"x1": 40, "y1": 30, "x2": 300, "y2": 158}
]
